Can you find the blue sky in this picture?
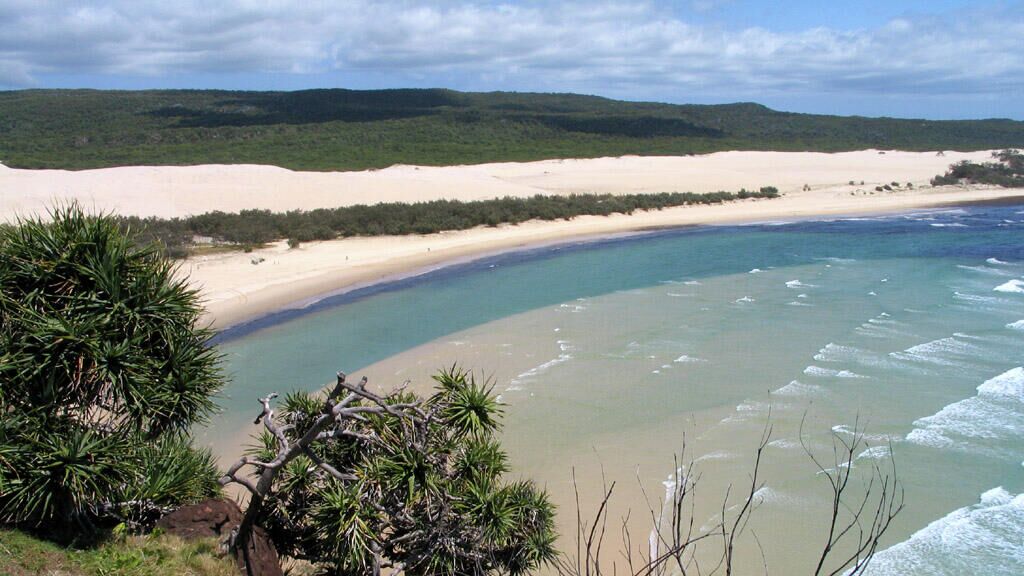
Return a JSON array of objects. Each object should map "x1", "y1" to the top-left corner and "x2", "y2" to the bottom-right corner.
[{"x1": 1, "y1": 1, "x2": 1021, "y2": 119}]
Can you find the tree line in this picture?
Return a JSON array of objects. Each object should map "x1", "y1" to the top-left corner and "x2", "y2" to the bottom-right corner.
[
  {"x1": 3, "y1": 88, "x2": 1023, "y2": 171},
  {"x1": 120, "y1": 188, "x2": 780, "y2": 257}
]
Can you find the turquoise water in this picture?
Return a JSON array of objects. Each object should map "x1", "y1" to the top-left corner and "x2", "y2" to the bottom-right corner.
[{"x1": 206, "y1": 204, "x2": 1024, "y2": 574}]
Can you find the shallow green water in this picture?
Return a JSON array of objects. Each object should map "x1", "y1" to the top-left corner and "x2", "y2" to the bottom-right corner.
[{"x1": 206, "y1": 205, "x2": 1024, "y2": 574}]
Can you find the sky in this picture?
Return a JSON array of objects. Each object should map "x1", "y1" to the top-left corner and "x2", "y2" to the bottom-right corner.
[{"x1": 1, "y1": 0, "x2": 1022, "y2": 119}]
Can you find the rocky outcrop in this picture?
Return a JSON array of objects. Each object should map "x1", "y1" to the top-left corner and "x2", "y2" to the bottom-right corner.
[{"x1": 156, "y1": 499, "x2": 283, "y2": 576}]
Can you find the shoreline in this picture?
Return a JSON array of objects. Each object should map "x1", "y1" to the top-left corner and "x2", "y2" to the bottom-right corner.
[
  {"x1": 4, "y1": 148, "x2": 1016, "y2": 331},
  {"x1": 194, "y1": 185, "x2": 1024, "y2": 333}
]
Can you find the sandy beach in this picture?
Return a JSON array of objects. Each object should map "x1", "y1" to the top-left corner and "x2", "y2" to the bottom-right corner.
[{"x1": 2, "y1": 149, "x2": 1021, "y2": 329}]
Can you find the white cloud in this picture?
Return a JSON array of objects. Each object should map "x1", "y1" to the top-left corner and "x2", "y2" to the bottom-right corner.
[{"x1": 0, "y1": 0, "x2": 1021, "y2": 101}]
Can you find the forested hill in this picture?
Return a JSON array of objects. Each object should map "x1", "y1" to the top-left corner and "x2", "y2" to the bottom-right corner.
[{"x1": 2, "y1": 88, "x2": 1023, "y2": 171}]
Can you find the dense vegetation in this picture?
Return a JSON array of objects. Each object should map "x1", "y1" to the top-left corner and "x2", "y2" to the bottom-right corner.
[
  {"x1": 2, "y1": 89, "x2": 1023, "y2": 171},
  {"x1": 228, "y1": 368, "x2": 557, "y2": 575},
  {"x1": 121, "y1": 188, "x2": 779, "y2": 257},
  {"x1": 0, "y1": 207, "x2": 557, "y2": 575},
  {"x1": 931, "y1": 149, "x2": 1024, "y2": 187},
  {"x1": 0, "y1": 206, "x2": 222, "y2": 538}
]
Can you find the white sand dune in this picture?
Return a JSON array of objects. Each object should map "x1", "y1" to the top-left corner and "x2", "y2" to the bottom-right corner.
[{"x1": 2, "y1": 149, "x2": 1020, "y2": 329}]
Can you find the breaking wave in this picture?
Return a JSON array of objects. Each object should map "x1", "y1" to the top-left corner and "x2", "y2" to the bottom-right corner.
[
  {"x1": 863, "y1": 488, "x2": 1024, "y2": 576},
  {"x1": 905, "y1": 367, "x2": 1024, "y2": 453},
  {"x1": 994, "y1": 279, "x2": 1024, "y2": 293},
  {"x1": 803, "y1": 365, "x2": 868, "y2": 379}
]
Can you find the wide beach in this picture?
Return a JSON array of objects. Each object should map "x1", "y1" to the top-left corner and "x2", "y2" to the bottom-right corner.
[{"x1": 3, "y1": 149, "x2": 1018, "y2": 328}]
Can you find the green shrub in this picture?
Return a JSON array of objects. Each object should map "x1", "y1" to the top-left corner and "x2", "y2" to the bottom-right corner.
[
  {"x1": 931, "y1": 150, "x2": 1024, "y2": 186},
  {"x1": 120, "y1": 188, "x2": 781, "y2": 257}
]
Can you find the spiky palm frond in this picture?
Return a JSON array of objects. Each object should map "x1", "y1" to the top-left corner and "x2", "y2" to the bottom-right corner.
[
  {"x1": 121, "y1": 434, "x2": 221, "y2": 509},
  {"x1": 432, "y1": 366, "x2": 502, "y2": 439},
  {"x1": 310, "y1": 481, "x2": 380, "y2": 573},
  {"x1": 0, "y1": 423, "x2": 134, "y2": 528},
  {"x1": 454, "y1": 437, "x2": 509, "y2": 483},
  {"x1": 0, "y1": 204, "x2": 222, "y2": 435}
]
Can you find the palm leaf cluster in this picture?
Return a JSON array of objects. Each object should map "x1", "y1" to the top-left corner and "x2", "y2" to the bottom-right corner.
[
  {"x1": 0, "y1": 205, "x2": 223, "y2": 536},
  {"x1": 251, "y1": 367, "x2": 557, "y2": 575}
]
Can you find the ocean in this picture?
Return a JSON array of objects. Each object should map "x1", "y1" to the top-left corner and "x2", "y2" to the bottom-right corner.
[{"x1": 203, "y1": 203, "x2": 1024, "y2": 574}]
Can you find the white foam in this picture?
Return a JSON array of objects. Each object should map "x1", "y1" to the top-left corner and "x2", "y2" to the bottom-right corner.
[
  {"x1": 683, "y1": 280, "x2": 702, "y2": 285},
  {"x1": 803, "y1": 365, "x2": 868, "y2": 379},
  {"x1": 692, "y1": 450, "x2": 732, "y2": 463},
  {"x1": 954, "y1": 291, "x2": 1002, "y2": 304},
  {"x1": 929, "y1": 222, "x2": 969, "y2": 227},
  {"x1": 906, "y1": 367, "x2": 1024, "y2": 451},
  {"x1": 1007, "y1": 320, "x2": 1024, "y2": 330},
  {"x1": 829, "y1": 425, "x2": 894, "y2": 445},
  {"x1": 722, "y1": 399, "x2": 769, "y2": 423},
  {"x1": 815, "y1": 257, "x2": 857, "y2": 263},
  {"x1": 748, "y1": 268, "x2": 763, "y2": 274},
  {"x1": 977, "y1": 367, "x2": 1024, "y2": 397},
  {"x1": 814, "y1": 343, "x2": 881, "y2": 366},
  {"x1": 734, "y1": 296, "x2": 755, "y2": 303},
  {"x1": 987, "y1": 258, "x2": 1011, "y2": 265},
  {"x1": 863, "y1": 488, "x2": 1024, "y2": 576},
  {"x1": 890, "y1": 335, "x2": 982, "y2": 367},
  {"x1": 994, "y1": 279, "x2": 1024, "y2": 293},
  {"x1": 751, "y1": 486, "x2": 802, "y2": 506},
  {"x1": 856, "y1": 445, "x2": 891, "y2": 460},
  {"x1": 509, "y1": 353, "x2": 573, "y2": 386},
  {"x1": 787, "y1": 301, "x2": 814, "y2": 307},
  {"x1": 773, "y1": 380, "x2": 824, "y2": 396},
  {"x1": 786, "y1": 279, "x2": 818, "y2": 288},
  {"x1": 958, "y1": 264, "x2": 1012, "y2": 276},
  {"x1": 673, "y1": 354, "x2": 706, "y2": 363}
]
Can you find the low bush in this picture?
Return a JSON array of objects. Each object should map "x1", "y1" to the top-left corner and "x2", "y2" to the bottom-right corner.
[
  {"x1": 931, "y1": 149, "x2": 1024, "y2": 187},
  {"x1": 121, "y1": 188, "x2": 780, "y2": 257}
]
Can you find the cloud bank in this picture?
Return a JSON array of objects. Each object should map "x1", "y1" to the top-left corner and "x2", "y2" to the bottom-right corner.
[{"x1": 0, "y1": 1, "x2": 1021, "y2": 106}]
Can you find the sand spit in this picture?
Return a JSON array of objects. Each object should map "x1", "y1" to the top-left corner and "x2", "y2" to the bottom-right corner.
[{"x1": 2, "y1": 149, "x2": 1020, "y2": 329}]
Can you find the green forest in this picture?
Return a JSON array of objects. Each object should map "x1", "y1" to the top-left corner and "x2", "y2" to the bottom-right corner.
[{"x1": 2, "y1": 88, "x2": 1023, "y2": 171}]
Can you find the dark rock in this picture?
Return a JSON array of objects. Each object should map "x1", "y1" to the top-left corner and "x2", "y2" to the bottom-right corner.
[
  {"x1": 156, "y1": 499, "x2": 283, "y2": 576},
  {"x1": 155, "y1": 498, "x2": 242, "y2": 540}
]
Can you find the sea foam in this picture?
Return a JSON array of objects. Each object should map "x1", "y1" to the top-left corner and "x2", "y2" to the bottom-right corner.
[
  {"x1": 509, "y1": 353, "x2": 574, "y2": 386},
  {"x1": 958, "y1": 264, "x2": 1011, "y2": 276},
  {"x1": 863, "y1": 488, "x2": 1024, "y2": 576},
  {"x1": 772, "y1": 380, "x2": 823, "y2": 396},
  {"x1": 994, "y1": 279, "x2": 1024, "y2": 293},
  {"x1": 803, "y1": 365, "x2": 868, "y2": 379},
  {"x1": 889, "y1": 335, "x2": 983, "y2": 368},
  {"x1": 906, "y1": 367, "x2": 1024, "y2": 452}
]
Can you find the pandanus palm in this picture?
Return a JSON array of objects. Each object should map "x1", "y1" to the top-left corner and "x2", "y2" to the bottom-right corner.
[
  {"x1": 0, "y1": 205, "x2": 222, "y2": 534},
  {"x1": 231, "y1": 366, "x2": 557, "y2": 575}
]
